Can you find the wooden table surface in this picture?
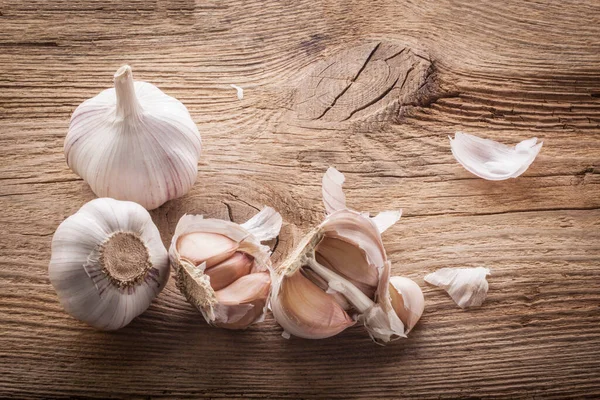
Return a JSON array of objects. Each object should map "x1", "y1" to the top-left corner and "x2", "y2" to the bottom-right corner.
[{"x1": 1, "y1": 1, "x2": 599, "y2": 398}]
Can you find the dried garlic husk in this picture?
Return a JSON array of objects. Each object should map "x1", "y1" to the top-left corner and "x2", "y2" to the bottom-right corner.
[
  {"x1": 271, "y1": 167, "x2": 415, "y2": 344},
  {"x1": 425, "y1": 267, "x2": 490, "y2": 308},
  {"x1": 65, "y1": 65, "x2": 202, "y2": 210},
  {"x1": 449, "y1": 132, "x2": 542, "y2": 180},
  {"x1": 49, "y1": 198, "x2": 170, "y2": 330},
  {"x1": 169, "y1": 207, "x2": 282, "y2": 329}
]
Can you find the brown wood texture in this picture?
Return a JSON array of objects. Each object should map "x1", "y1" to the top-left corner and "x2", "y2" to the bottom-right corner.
[{"x1": 1, "y1": 1, "x2": 600, "y2": 398}]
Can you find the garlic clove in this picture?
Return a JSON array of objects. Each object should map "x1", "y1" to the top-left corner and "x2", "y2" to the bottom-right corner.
[
  {"x1": 315, "y1": 237, "x2": 378, "y2": 298},
  {"x1": 424, "y1": 267, "x2": 490, "y2": 308},
  {"x1": 205, "y1": 252, "x2": 254, "y2": 291},
  {"x1": 169, "y1": 207, "x2": 281, "y2": 329},
  {"x1": 271, "y1": 271, "x2": 355, "y2": 339},
  {"x1": 49, "y1": 198, "x2": 169, "y2": 330},
  {"x1": 449, "y1": 132, "x2": 543, "y2": 180},
  {"x1": 389, "y1": 276, "x2": 425, "y2": 333},
  {"x1": 214, "y1": 271, "x2": 271, "y2": 305},
  {"x1": 177, "y1": 232, "x2": 238, "y2": 268},
  {"x1": 65, "y1": 65, "x2": 202, "y2": 210}
]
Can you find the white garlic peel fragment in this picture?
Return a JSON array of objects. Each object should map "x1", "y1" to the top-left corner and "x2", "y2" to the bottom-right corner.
[
  {"x1": 389, "y1": 277, "x2": 425, "y2": 333},
  {"x1": 449, "y1": 132, "x2": 542, "y2": 180},
  {"x1": 48, "y1": 198, "x2": 170, "y2": 330},
  {"x1": 230, "y1": 84, "x2": 244, "y2": 100},
  {"x1": 65, "y1": 65, "x2": 202, "y2": 210},
  {"x1": 271, "y1": 168, "x2": 407, "y2": 344},
  {"x1": 424, "y1": 267, "x2": 491, "y2": 309},
  {"x1": 169, "y1": 207, "x2": 281, "y2": 329}
]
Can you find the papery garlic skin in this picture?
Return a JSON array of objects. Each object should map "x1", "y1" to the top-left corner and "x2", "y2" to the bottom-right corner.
[
  {"x1": 449, "y1": 132, "x2": 542, "y2": 180},
  {"x1": 389, "y1": 276, "x2": 425, "y2": 333},
  {"x1": 48, "y1": 198, "x2": 169, "y2": 330},
  {"x1": 65, "y1": 65, "x2": 202, "y2": 210},
  {"x1": 271, "y1": 168, "x2": 406, "y2": 344},
  {"x1": 425, "y1": 267, "x2": 490, "y2": 308},
  {"x1": 169, "y1": 207, "x2": 282, "y2": 329}
]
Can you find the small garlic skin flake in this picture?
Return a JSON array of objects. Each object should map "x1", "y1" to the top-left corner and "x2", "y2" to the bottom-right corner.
[
  {"x1": 230, "y1": 84, "x2": 244, "y2": 100},
  {"x1": 169, "y1": 207, "x2": 282, "y2": 330},
  {"x1": 449, "y1": 132, "x2": 543, "y2": 180},
  {"x1": 424, "y1": 267, "x2": 490, "y2": 308},
  {"x1": 271, "y1": 167, "x2": 414, "y2": 344},
  {"x1": 65, "y1": 65, "x2": 202, "y2": 210},
  {"x1": 48, "y1": 198, "x2": 170, "y2": 330}
]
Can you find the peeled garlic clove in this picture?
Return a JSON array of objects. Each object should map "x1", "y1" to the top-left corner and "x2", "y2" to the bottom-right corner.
[
  {"x1": 170, "y1": 207, "x2": 282, "y2": 329},
  {"x1": 271, "y1": 168, "x2": 406, "y2": 343},
  {"x1": 271, "y1": 270, "x2": 355, "y2": 339},
  {"x1": 389, "y1": 276, "x2": 425, "y2": 333},
  {"x1": 178, "y1": 232, "x2": 238, "y2": 268},
  {"x1": 205, "y1": 252, "x2": 253, "y2": 291},
  {"x1": 424, "y1": 267, "x2": 490, "y2": 308},
  {"x1": 65, "y1": 65, "x2": 202, "y2": 210},
  {"x1": 48, "y1": 198, "x2": 169, "y2": 330},
  {"x1": 449, "y1": 132, "x2": 542, "y2": 180}
]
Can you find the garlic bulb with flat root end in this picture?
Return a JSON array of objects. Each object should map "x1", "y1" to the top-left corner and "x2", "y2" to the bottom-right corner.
[
  {"x1": 389, "y1": 276, "x2": 425, "y2": 333},
  {"x1": 425, "y1": 267, "x2": 490, "y2": 308},
  {"x1": 449, "y1": 132, "x2": 542, "y2": 180},
  {"x1": 65, "y1": 65, "x2": 202, "y2": 210},
  {"x1": 169, "y1": 207, "x2": 282, "y2": 329},
  {"x1": 270, "y1": 167, "x2": 406, "y2": 344},
  {"x1": 49, "y1": 198, "x2": 169, "y2": 330}
]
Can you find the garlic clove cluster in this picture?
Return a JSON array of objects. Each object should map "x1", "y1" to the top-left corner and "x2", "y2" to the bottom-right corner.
[
  {"x1": 271, "y1": 167, "x2": 423, "y2": 343},
  {"x1": 169, "y1": 207, "x2": 282, "y2": 329},
  {"x1": 48, "y1": 198, "x2": 170, "y2": 330},
  {"x1": 449, "y1": 132, "x2": 542, "y2": 180},
  {"x1": 65, "y1": 65, "x2": 202, "y2": 210}
]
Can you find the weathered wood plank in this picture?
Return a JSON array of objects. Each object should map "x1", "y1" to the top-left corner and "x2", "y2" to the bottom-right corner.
[{"x1": 1, "y1": 0, "x2": 599, "y2": 398}]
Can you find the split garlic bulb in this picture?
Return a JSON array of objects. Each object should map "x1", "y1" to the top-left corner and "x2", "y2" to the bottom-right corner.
[
  {"x1": 169, "y1": 207, "x2": 282, "y2": 329},
  {"x1": 271, "y1": 168, "x2": 423, "y2": 343},
  {"x1": 49, "y1": 198, "x2": 170, "y2": 330},
  {"x1": 65, "y1": 65, "x2": 202, "y2": 210}
]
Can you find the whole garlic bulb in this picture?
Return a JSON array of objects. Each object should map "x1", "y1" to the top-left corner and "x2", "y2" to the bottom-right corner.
[
  {"x1": 169, "y1": 207, "x2": 282, "y2": 329},
  {"x1": 49, "y1": 198, "x2": 170, "y2": 330},
  {"x1": 271, "y1": 168, "x2": 423, "y2": 343},
  {"x1": 65, "y1": 65, "x2": 202, "y2": 210}
]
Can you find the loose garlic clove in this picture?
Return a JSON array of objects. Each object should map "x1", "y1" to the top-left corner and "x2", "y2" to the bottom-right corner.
[
  {"x1": 169, "y1": 207, "x2": 282, "y2": 329},
  {"x1": 270, "y1": 168, "x2": 406, "y2": 343},
  {"x1": 65, "y1": 65, "x2": 202, "y2": 210},
  {"x1": 389, "y1": 276, "x2": 425, "y2": 333},
  {"x1": 48, "y1": 198, "x2": 169, "y2": 330}
]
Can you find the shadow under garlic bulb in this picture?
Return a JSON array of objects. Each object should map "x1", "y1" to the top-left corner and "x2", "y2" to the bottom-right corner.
[{"x1": 169, "y1": 207, "x2": 282, "y2": 329}]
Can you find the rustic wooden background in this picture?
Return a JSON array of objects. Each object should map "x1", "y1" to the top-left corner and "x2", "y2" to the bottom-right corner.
[{"x1": 1, "y1": 0, "x2": 599, "y2": 398}]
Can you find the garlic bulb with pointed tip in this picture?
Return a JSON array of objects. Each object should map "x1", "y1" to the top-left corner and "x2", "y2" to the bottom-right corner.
[
  {"x1": 271, "y1": 167, "x2": 409, "y2": 344},
  {"x1": 65, "y1": 65, "x2": 202, "y2": 210},
  {"x1": 169, "y1": 207, "x2": 282, "y2": 329},
  {"x1": 49, "y1": 198, "x2": 170, "y2": 330}
]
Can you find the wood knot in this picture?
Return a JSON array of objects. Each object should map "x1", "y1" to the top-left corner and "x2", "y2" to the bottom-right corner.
[{"x1": 294, "y1": 41, "x2": 435, "y2": 123}]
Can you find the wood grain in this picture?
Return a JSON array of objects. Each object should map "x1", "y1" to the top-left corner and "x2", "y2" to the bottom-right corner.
[{"x1": 1, "y1": 0, "x2": 599, "y2": 398}]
